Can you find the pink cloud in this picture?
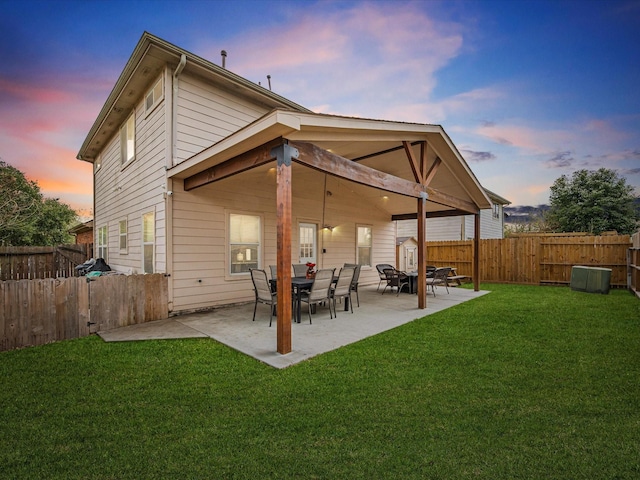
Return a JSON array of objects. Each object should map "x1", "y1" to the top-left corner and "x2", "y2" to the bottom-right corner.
[
  {"x1": 199, "y1": 2, "x2": 464, "y2": 115},
  {"x1": 474, "y1": 122, "x2": 573, "y2": 154},
  {"x1": 0, "y1": 77, "x2": 74, "y2": 103}
]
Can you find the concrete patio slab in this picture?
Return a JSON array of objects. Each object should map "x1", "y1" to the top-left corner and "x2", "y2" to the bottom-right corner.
[{"x1": 98, "y1": 285, "x2": 490, "y2": 368}]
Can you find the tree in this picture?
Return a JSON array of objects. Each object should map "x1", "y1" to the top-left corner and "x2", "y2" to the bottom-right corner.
[
  {"x1": 547, "y1": 168, "x2": 639, "y2": 235},
  {"x1": 0, "y1": 160, "x2": 78, "y2": 246}
]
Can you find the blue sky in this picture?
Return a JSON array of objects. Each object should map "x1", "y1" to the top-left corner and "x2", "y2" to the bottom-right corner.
[{"x1": 1, "y1": 0, "x2": 638, "y2": 216}]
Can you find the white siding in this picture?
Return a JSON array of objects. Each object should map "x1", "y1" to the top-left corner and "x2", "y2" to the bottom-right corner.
[
  {"x1": 170, "y1": 166, "x2": 395, "y2": 313},
  {"x1": 396, "y1": 205, "x2": 505, "y2": 241},
  {"x1": 93, "y1": 72, "x2": 168, "y2": 274},
  {"x1": 174, "y1": 73, "x2": 270, "y2": 163}
]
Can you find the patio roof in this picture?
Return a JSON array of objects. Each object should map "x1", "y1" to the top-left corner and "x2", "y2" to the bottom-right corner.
[{"x1": 168, "y1": 109, "x2": 492, "y2": 218}]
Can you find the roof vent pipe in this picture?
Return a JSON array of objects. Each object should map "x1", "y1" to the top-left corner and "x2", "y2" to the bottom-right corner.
[
  {"x1": 267, "y1": 75, "x2": 271, "y2": 90},
  {"x1": 221, "y1": 50, "x2": 227, "y2": 69}
]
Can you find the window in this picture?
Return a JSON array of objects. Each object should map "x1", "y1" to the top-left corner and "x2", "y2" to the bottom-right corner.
[
  {"x1": 493, "y1": 203, "x2": 500, "y2": 219},
  {"x1": 145, "y1": 77, "x2": 164, "y2": 114},
  {"x1": 97, "y1": 225, "x2": 108, "y2": 261},
  {"x1": 142, "y1": 212, "x2": 155, "y2": 274},
  {"x1": 299, "y1": 223, "x2": 317, "y2": 265},
  {"x1": 120, "y1": 112, "x2": 135, "y2": 165},
  {"x1": 229, "y1": 213, "x2": 260, "y2": 274},
  {"x1": 356, "y1": 225, "x2": 372, "y2": 267},
  {"x1": 119, "y1": 219, "x2": 128, "y2": 252}
]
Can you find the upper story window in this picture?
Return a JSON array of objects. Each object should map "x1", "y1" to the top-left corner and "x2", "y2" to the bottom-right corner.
[
  {"x1": 145, "y1": 77, "x2": 164, "y2": 115},
  {"x1": 120, "y1": 112, "x2": 136, "y2": 166},
  {"x1": 493, "y1": 203, "x2": 500, "y2": 219},
  {"x1": 356, "y1": 225, "x2": 372, "y2": 267}
]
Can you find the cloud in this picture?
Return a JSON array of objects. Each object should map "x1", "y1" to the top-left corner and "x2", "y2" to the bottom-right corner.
[
  {"x1": 545, "y1": 151, "x2": 574, "y2": 168},
  {"x1": 474, "y1": 122, "x2": 573, "y2": 153},
  {"x1": 202, "y1": 2, "x2": 465, "y2": 121},
  {"x1": 461, "y1": 149, "x2": 497, "y2": 163}
]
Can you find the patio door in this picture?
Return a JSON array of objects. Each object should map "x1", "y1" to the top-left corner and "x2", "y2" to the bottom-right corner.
[{"x1": 299, "y1": 223, "x2": 317, "y2": 265}]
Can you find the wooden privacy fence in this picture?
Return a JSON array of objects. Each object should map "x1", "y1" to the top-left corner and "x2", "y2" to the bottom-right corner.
[
  {"x1": 426, "y1": 234, "x2": 632, "y2": 288},
  {"x1": 1, "y1": 273, "x2": 168, "y2": 352},
  {"x1": 630, "y1": 231, "x2": 640, "y2": 298},
  {"x1": 0, "y1": 244, "x2": 91, "y2": 280}
]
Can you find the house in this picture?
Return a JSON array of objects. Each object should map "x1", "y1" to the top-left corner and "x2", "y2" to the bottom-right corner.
[
  {"x1": 77, "y1": 32, "x2": 492, "y2": 353},
  {"x1": 68, "y1": 219, "x2": 94, "y2": 247},
  {"x1": 396, "y1": 189, "x2": 511, "y2": 240}
]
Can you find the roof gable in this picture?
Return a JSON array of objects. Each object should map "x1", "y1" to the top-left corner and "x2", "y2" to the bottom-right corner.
[{"x1": 77, "y1": 32, "x2": 309, "y2": 162}]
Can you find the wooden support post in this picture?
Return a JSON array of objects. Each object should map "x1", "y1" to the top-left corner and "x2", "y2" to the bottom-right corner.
[
  {"x1": 417, "y1": 193, "x2": 427, "y2": 309},
  {"x1": 474, "y1": 213, "x2": 480, "y2": 291},
  {"x1": 273, "y1": 143, "x2": 297, "y2": 354}
]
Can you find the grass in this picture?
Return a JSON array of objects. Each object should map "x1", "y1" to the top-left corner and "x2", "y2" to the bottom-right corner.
[{"x1": 1, "y1": 284, "x2": 639, "y2": 479}]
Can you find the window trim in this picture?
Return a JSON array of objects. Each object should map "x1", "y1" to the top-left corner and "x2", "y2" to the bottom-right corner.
[
  {"x1": 119, "y1": 219, "x2": 128, "y2": 253},
  {"x1": 97, "y1": 225, "x2": 108, "y2": 262},
  {"x1": 120, "y1": 111, "x2": 136, "y2": 166},
  {"x1": 226, "y1": 211, "x2": 263, "y2": 279},
  {"x1": 142, "y1": 211, "x2": 155, "y2": 274},
  {"x1": 356, "y1": 224, "x2": 373, "y2": 267}
]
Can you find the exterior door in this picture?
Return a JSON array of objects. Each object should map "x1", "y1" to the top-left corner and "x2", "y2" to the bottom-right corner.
[
  {"x1": 405, "y1": 246, "x2": 417, "y2": 271},
  {"x1": 299, "y1": 223, "x2": 317, "y2": 265}
]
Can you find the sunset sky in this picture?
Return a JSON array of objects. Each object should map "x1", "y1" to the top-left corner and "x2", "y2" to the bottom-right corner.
[{"x1": 1, "y1": 0, "x2": 638, "y2": 217}]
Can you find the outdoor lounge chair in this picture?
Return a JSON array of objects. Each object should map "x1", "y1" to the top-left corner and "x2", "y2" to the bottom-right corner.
[
  {"x1": 330, "y1": 266, "x2": 355, "y2": 316},
  {"x1": 300, "y1": 268, "x2": 335, "y2": 324},
  {"x1": 381, "y1": 267, "x2": 410, "y2": 296},
  {"x1": 250, "y1": 268, "x2": 278, "y2": 327},
  {"x1": 426, "y1": 267, "x2": 452, "y2": 296},
  {"x1": 375, "y1": 263, "x2": 394, "y2": 291}
]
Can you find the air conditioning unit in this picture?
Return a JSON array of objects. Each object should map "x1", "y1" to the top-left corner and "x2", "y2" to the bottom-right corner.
[{"x1": 570, "y1": 266, "x2": 611, "y2": 294}]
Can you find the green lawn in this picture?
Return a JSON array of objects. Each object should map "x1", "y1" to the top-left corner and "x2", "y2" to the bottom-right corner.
[{"x1": 1, "y1": 284, "x2": 639, "y2": 479}]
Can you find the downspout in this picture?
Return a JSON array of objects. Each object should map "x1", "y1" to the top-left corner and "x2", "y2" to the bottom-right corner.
[
  {"x1": 166, "y1": 54, "x2": 186, "y2": 314},
  {"x1": 171, "y1": 54, "x2": 186, "y2": 165}
]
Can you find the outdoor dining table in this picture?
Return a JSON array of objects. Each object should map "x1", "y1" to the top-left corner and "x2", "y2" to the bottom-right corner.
[
  {"x1": 270, "y1": 275, "x2": 343, "y2": 323},
  {"x1": 405, "y1": 269, "x2": 436, "y2": 294},
  {"x1": 270, "y1": 276, "x2": 313, "y2": 323}
]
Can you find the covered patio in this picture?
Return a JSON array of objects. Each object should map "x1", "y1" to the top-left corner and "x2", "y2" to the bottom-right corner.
[
  {"x1": 167, "y1": 109, "x2": 492, "y2": 355},
  {"x1": 98, "y1": 285, "x2": 489, "y2": 369}
]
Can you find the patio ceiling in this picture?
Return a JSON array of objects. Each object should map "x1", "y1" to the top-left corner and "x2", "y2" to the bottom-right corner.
[{"x1": 168, "y1": 109, "x2": 492, "y2": 218}]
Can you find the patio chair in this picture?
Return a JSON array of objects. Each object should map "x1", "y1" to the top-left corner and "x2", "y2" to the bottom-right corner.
[
  {"x1": 300, "y1": 268, "x2": 335, "y2": 324},
  {"x1": 426, "y1": 267, "x2": 452, "y2": 296},
  {"x1": 375, "y1": 263, "x2": 394, "y2": 291},
  {"x1": 268, "y1": 265, "x2": 278, "y2": 292},
  {"x1": 344, "y1": 263, "x2": 361, "y2": 307},
  {"x1": 382, "y1": 267, "x2": 410, "y2": 296},
  {"x1": 292, "y1": 263, "x2": 308, "y2": 278},
  {"x1": 330, "y1": 266, "x2": 355, "y2": 316},
  {"x1": 250, "y1": 268, "x2": 278, "y2": 327}
]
